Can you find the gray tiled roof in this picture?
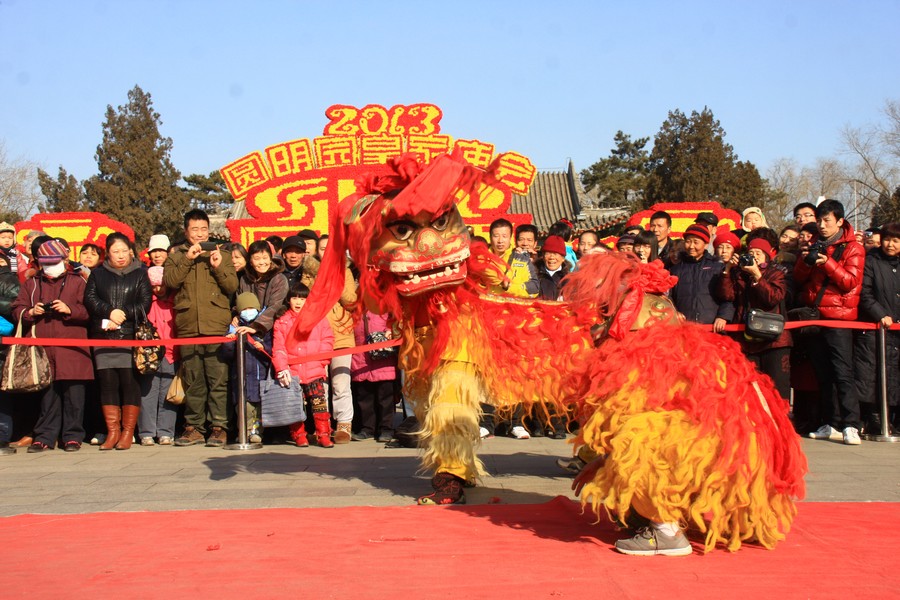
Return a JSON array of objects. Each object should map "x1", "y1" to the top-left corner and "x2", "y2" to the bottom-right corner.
[{"x1": 511, "y1": 160, "x2": 629, "y2": 232}]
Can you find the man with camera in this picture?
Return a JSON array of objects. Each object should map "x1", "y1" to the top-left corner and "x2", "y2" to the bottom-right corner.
[
  {"x1": 793, "y1": 199, "x2": 865, "y2": 445},
  {"x1": 164, "y1": 209, "x2": 238, "y2": 447}
]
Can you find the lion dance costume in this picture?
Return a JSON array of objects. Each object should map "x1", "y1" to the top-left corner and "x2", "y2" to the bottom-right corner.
[{"x1": 292, "y1": 152, "x2": 807, "y2": 554}]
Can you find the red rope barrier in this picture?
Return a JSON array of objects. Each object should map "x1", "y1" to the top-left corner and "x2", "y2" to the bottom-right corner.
[{"x1": 0, "y1": 334, "x2": 403, "y2": 365}]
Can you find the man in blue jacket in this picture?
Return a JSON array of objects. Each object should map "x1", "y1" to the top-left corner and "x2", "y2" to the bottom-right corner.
[{"x1": 669, "y1": 224, "x2": 733, "y2": 332}]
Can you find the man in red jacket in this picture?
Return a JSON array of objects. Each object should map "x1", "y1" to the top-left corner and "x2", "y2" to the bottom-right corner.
[{"x1": 793, "y1": 199, "x2": 865, "y2": 445}]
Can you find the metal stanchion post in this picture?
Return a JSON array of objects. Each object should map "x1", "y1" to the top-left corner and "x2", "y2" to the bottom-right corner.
[
  {"x1": 225, "y1": 332, "x2": 263, "y2": 450},
  {"x1": 863, "y1": 325, "x2": 899, "y2": 442}
]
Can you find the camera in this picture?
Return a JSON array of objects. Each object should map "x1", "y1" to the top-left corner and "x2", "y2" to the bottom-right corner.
[
  {"x1": 41, "y1": 302, "x2": 56, "y2": 314},
  {"x1": 804, "y1": 241, "x2": 825, "y2": 266},
  {"x1": 199, "y1": 241, "x2": 219, "y2": 252},
  {"x1": 738, "y1": 253, "x2": 756, "y2": 268}
]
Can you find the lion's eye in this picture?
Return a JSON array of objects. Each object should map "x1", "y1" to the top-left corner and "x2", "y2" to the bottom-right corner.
[
  {"x1": 388, "y1": 223, "x2": 415, "y2": 241},
  {"x1": 431, "y1": 214, "x2": 450, "y2": 231}
]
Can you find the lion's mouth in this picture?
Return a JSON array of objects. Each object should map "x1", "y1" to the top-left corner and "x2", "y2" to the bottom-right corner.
[{"x1": 394, "y1": 260, "x2": 468, "y2": 295}]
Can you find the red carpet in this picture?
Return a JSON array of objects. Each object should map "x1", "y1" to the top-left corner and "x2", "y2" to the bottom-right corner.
[{"x1": 0, "y1": 498, "x2": 893, "y2": 598}]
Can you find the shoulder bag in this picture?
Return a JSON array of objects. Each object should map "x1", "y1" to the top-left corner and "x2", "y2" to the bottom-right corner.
[
  {"x1": 1, "y1": 313, "x2": 52, "y2": 393},
  {"x1": 363, "y1": 313, "x2": 397, "y2": 360},
  {"x1": 133, "y1": 305, "x2": 161, "y2": 375}
]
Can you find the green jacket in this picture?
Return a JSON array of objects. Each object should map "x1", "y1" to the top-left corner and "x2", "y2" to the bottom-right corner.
[{"x1": 163, "y1": 244, "x2": 238, "y2": 337}]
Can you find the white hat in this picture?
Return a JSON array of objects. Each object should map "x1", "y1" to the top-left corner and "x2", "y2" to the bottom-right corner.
[{"x1": 148, "y1": 234, "x2": 170, "y2": 252}]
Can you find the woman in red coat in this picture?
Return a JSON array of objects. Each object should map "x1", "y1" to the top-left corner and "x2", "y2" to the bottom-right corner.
[
  {"x1": 11, "y1": 238, "x2": 93, "y2": 452},
  {"x1": 718, "y1": 236, "x2": 793, "y2": 401}
]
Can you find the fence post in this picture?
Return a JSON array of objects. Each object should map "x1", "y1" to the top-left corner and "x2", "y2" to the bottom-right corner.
[
  {"x1": 224, "y1": 332, "x2": 263, "y2": 451},
  {"x1": 862, "y1": 325, "x2": 899, "y2": 443}
]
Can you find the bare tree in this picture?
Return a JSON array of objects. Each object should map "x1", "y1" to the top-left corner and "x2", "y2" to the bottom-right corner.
[{"x1": 0, "y1": 140, "x2": 42, "y2": 222}]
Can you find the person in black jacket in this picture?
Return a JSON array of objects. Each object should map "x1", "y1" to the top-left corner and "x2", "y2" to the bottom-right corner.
[
  {"x1": 669, "y1": 225, "x2": 734, "y2": 331},
  {"x1": 854, "y1": 222, "x2": 900, "y2": 434},
  {"x1": 84, "y1": 233, "x2": 152, "y2": 450},
  {"x1": 0, "y1": 251, "x2": 20, "y2": 455}
]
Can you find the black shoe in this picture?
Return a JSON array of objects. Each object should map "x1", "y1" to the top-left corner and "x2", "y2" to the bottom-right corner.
[
  {"x1": 548, "y1": 430, "x2": 567, "y2": 440},
  {"x1": 351, "y1": 431, "x2": 372, "y2": 441},
  {"x1": 376, "y1": 430, "x2": 394, "y2": 443},
  {"x1": 63, "y1": 441, "x2": 81, "y2": 452},
  {"x1": 0, "y1": 444, "x2": 15, "y2": 455},
  {"x1": 27, "y1": 442, "x2": 51, "y2": 453},
  {"x1": 531, "y1": 428, "x2": 545, "y2": 438}
]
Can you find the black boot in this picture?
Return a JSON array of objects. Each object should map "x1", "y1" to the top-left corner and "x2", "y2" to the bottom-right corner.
[{"x1": 416, "y1": 472, "x2": 466, "y2": 505}]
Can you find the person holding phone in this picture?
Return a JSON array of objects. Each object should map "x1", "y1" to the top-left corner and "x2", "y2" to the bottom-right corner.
[{"x1": 163, "y1": 209, "x2": 238, "y2": 447}]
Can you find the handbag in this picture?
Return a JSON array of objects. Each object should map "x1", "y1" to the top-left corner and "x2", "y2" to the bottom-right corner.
[
  {"x1": 745, "y1": 309, "x2": 785, "y2": 341},
  {"x1": 363, "y1": 312, "x2": 398, "y2": 360},
  {"x1": 261, "y1": 374, "x2": 306, "y2": 427},
  {"x1": 1, "y1": 314, "x2": 53, "y2": 393},
  {"x1": 133, "y1": 306, "x2": 161, "y2": 375},
  {"x1": 165, "y1": 365, "x2": 186, "y2": 405}
]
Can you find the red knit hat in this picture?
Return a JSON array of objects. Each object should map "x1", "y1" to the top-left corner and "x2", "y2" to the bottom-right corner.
[
  {"x1": 713, "y1": 230, "x2": 741, "y2": 251},
  {"x1": 748, "y1": 238, "x2": 775, "y2": 259},
  {"x1": 542, "y1": 235, "x2": 567, "y2": 256},
  {"x1": 683, "y1": 224, "x2": 710, "y2": 244}
]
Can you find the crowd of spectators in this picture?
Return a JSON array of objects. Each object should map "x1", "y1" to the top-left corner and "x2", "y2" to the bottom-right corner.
[{"x1": 0, "y1": 199, "x2": 897, "y2": 457}]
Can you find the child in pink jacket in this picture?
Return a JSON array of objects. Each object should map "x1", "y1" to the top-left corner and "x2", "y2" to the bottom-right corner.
[{"x1": 272, "y1": 282, "x2": 335, "y2": 447}]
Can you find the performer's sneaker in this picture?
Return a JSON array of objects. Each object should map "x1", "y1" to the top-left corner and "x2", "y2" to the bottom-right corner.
[
  {"x1": 556, "y1": 456, "x2": 586, "y2": 476},
  {"x1": 615, "y1": 527, "x2": 692, "y2": 556},
  {"x1": 416, "y1": 472, "x2": 466, "y2": 505},
  {"x1": 809, "y1": 424, "x2": 843, "y2": 441},
  {"x1": 510, "y1": 426, "x2": 530, "y2": 439}
]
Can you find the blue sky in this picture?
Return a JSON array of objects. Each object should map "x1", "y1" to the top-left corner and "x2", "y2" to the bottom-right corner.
[{"x1": 1, "y1": 0, "x2": 898, "y2": 184}]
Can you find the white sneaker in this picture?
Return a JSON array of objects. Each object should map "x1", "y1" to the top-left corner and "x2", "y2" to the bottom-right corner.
[
  {"x1": 140, "y1": 437, "x2": 155, "y2": 446},
  {"x1": 479, "y1": 427, "x2": 490, "y2": 439},
  {"x1": 249, "y1": 433, "x2": 262, "y2": 444},
  {"x1": 90, "y1": 433, "x2": 106, "y2": 446},
  {"x1": 511, "y1": 426, "x2": 530, "y2": 440},
  {"x1": 842, "y1": 427, "x2": 861, "y2": 445},
  {"x1": 158, "y1": 436, "x2": 174, "y2": 446},
  {"x1": 809, "y1": 424, "x2": 842, "y2": 441}
]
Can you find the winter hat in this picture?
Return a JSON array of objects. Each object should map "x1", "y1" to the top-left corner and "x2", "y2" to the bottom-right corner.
[
  {"x1": 0, "y1": 222, "x2": 15, "y2": 234},
  {"x1": 148, "y1": 234, "x2": 170, "y2": 252},
  {"x1": 616, "y1": 233, "x2": 636, "y2": 248},
  {"x1": 297, "y1": 229, "x2": 319, "y2": 243},
  {"x1": 713, "y1": 230, "x2": 741, "y2": 251},
  {"x1": 748, "y1": 238, "x2": 776, "y2": 259},
  {"x1": 741, "y1": 207, "x2": 768, "y2": 229},
  {"x1": 37, "y1": 239, "x2": 69, "y2": 264},
  {"x1": 300, "y1": 254, "x2": 321, "y2": 279},
  {"x1": 683, "y1": 224, "x2": 711, "y2": 245},
  {"x1": 147, "y1": 266, "x2": 165, "y2": 286},
  {"x1": 282, "y1": 235, "x2": 306, "y2": 252},
  {"x1": 236, "y1": 292, "x2": 261, "y2": 312},
  {"x1": 542, "y1": 235, "x2": 567, "y2": 256},
  {"x1": 694, "y1": 212, "x2": 719, "y2": 227}
]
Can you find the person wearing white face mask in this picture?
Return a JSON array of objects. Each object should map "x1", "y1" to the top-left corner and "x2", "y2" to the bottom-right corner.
[{"x1": 12, "y1": 238, "x2": 93, "y2": 453}]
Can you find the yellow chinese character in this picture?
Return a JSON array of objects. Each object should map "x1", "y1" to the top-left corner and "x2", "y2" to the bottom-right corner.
[
  {"x1": 494, "y1": 152, "x2": 537, "y2": 195},
  {"x1": 407, "y1": 134, "x2": 453, "y2": 164},
  {"x1": 453, "y1": 139, "x2": 494, "y2": 168},
  {"x1": 314, "y1": 136, "x2": 358, "y2": 168},
  {"x1": 360, "y1": 135, "x2": 404, "y2": 165},
  {"x1": 220, "y1": 152, "x2": 271, "y2": 200}
]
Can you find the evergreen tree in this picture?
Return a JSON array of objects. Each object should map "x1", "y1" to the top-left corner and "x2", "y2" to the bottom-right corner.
[
  {"x1": 581, "y1": 131, "x2": 652, "y2": 211},
  {"x1": 871, "y1": 185, "x2": 900, "y2": 227},
  {"x1": 83, "y1": 85, "x2": 189, "y2": 244},
  {"x1": 182, "y1": 170, "x2": 233, "y2": 214},
  {"x1": 37, "y1": 166, "x2": 86, "y2": 213},
  {"x1": 645, "y1": 108, "x2": 767, "y2": 210}
]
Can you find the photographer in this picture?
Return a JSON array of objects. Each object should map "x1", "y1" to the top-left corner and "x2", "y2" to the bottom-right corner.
[
  {"x1": 718, "y1": 236, "x2": 792, "y2": 400},
  {"x1": 793, "y1": 199, "x2": 865, "y2": 445}
]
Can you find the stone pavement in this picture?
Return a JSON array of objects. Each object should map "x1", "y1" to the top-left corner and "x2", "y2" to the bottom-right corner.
[{"x1": 0, "y1": 435, "x2": 897, "y2": 517}]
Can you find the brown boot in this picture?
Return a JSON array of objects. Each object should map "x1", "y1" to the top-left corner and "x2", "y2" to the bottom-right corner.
[
  {"x1": 10, "y1": 435, "x2": 33, "y2": 448},
  {"x1": 314, "y1": 413, "x2": 334, "y2": 448},
  {"x1": 115, "y1": 405, "x2": 140, "y2": 450},
  {"x1": 99, "y1": 406, "x2": 121, "y2": 451},
  {"x1": 334, "y1": 422, "x2": 352, "y2": 444}
]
